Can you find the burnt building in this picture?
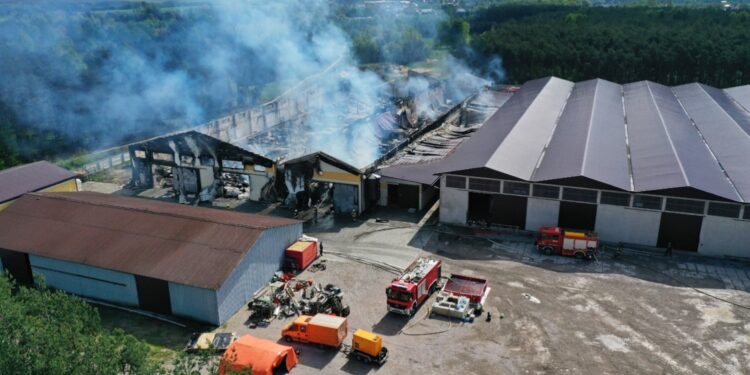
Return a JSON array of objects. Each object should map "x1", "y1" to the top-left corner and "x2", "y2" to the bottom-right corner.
[
  {"x1": 282, "y1": 152, "x2": 380, "y2": 215},
  {"x1": 129, "y1": 131, "x2": 276, "y2": 202},
  {"x1": 435, "y1": 77, "x2": 750, "y2": 257},
  {"x1": 0, "y1": 192, "x2": 301, "y2": 324},
  {"x1": 377, "y1": 88, "x2": 513, "y2": 211}
]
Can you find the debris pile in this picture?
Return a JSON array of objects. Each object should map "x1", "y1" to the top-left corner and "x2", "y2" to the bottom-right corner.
[
  {"x1": 246, "y1": 270, "x2": 350, "y2": 328},
  {"x1": 220, "y1": 173, "x2": 251, "y2": 200}
]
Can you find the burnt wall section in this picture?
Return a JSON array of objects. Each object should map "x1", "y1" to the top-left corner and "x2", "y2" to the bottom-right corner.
[{"x1": 129, "y1": 131, "x2": 275, "y2": 203}]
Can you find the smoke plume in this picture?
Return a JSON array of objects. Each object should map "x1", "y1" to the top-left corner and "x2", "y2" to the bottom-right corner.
[{"x1": 0, "y1": 1, "x2": 500, "y2": 166}]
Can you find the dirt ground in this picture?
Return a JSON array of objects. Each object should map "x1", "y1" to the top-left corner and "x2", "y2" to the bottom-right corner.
[
  {"x1": 89, "y1": 193, "x2": 750, "y2": 374},
  {"x1": 214, "y1": 209, "x2": 750, "y2": 375}
]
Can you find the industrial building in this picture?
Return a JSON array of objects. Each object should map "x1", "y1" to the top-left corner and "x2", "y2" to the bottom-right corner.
[
  {"x1": 129, "y1": 131, "x2": 276, "y2": 203},
  {"x1": 377, "y1": 88, "x2": 512, "y2": 210},
  {"x1": 435, "y1": 77, "x2": 750, "y2": 257},
  {"x1": 0, "y1": 192, "x2": 301, "y2": 325},
  {"x1": 0, "y1": 161, "x2": 78, "y2": 211}
]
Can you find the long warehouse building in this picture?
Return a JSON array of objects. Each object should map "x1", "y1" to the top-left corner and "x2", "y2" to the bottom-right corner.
[
  {"x1": 436, "y1": 77, "x2": 750, "y2": 257},
  {"x1": 0, "y1": 192, "x2": 301, "y2": 324}
]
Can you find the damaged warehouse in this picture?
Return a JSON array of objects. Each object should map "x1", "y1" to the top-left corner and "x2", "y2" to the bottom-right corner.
[
  {"x1": 281, "y1": 152, "x2": 379, "y2": 215},
  {"x1": 0, "y1": 192, "x2": 302, "y2": 325},
  {"x1": 377, "y1": 88, "x2": 513, "y2": 211},
  {"x1": 129, "y1": 130, "x2": 276, "y2": 203}
]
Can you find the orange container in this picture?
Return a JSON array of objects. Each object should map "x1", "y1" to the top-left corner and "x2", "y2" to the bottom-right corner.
[{"x1": 285, "y1": 240, "x2": 318, "y2": 271}]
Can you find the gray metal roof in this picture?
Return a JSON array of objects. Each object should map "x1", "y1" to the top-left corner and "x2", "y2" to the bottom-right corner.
[
  {"x1": 0, "y1": 161, "x2": 78, "y2": 203},
  {"x1": 435, "y1": 77, "x2": 569, "y2": 176},
  {"x1": 673, "y1": 83, "x2": 750, "y2": 201},
  {"x1": 533, "y1": 79, "x2": 630, "y2": 190},
  {"x1": 725, "y1": 85, "x2": 750, "y2": 112},
  {"x1": 435, "y1": 77, "x2": 750, "y2": 203}
]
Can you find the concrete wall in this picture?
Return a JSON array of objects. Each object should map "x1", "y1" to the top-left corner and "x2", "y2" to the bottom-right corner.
[
  {"x1": 698, "y1": 216, "x2": 750, "y2": 257},
  {"x1": 439, "y1": 178, "x2": 468, "y2": 224},
  {"x1": 29, "y1": 255, "x2": 139, "y2": 306},
  {"x1": 525, "y1": 197, "x2": 560, "y2": 231},
  {"x1": 378, "y1": 181, "x2": 388, "y2": 207},
  {"x1": 594, "y1": 205, "x2": 661, "y2": 246},
  {"x1": 169, "y1": 282, "x2": 219, "y2": 324},
  {"x1": 216, "y1": 223, "x2": 302, "y2": 324}
]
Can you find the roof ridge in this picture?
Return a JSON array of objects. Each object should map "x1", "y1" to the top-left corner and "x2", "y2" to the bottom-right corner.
[
  {"x1": 0, "y1": 160, "x2": 48, "y2": 175},
  {"x1": 683, "y1": 84, "x2": 746, "y2": 202},
  {"x1": 28, "y1": 192, "x2": 297, "y2": 231},
  {"x1": 529, "y1": 79, "x2": 575, "y2": 181},
  {"x1": 580, "y1": 80, "x2": 601, "y2": 176},
  {"x1": 644, "y1": 81, "x2": 690, "y2": 186}
]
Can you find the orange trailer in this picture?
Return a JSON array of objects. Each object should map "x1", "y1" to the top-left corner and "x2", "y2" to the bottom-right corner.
[
  {"x1": 281, "y1": 314, "x2": 348, "y2": 348},
  {"x1": 284, "y1": 240, "x2": 319, "y2": 272}
]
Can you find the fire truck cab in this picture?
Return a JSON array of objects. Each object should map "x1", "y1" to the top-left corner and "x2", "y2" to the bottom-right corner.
[
  {"x1": 536, "y1": 226, "x2": 598, "y2": 260},
  {"x1": 386, "y1": 258, "x2": 442, "y2": 316}
]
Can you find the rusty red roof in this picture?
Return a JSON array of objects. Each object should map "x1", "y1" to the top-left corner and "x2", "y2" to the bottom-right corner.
[
  {"x1": 0, "y1": 192, "x2": 300, "y2": 289},
  {"x1": 0, "y1": 161, "x2": 78, "y2": 203}
]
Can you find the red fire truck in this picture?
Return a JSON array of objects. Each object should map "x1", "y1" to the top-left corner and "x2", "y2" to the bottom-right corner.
[
  {"x1": 536, "y1": 226, "x2": 599, "y2": 260},
  {"x1": 386, "y1": 258, "x2": 442, "y2": 316}
]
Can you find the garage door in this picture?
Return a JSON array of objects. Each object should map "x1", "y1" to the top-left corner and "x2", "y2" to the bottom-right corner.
[
  {"x1": 489, "y1": 194, "x2": 527, "y2": 228},
  {"x1": 657, "y1": 213, "x2": 702, "y2": 251},
  {"x1": 0, "y1": 250, "x2": 33, "y2": 285},
  {"x1": 136, "y1": 275, "x2": 172, "y2": 315},
  {"x1": 558, "y1": 201, "x2": 597, "y2": 231},
  {"x1": 332, "y1": 183, "x2": 358, "y2": 214},
  {"x1": 397, "y1": 184, "x2": 419, "y2": 210},
  {"x1": 468, "y1": 193, "x2": 491, "y2": 223}
]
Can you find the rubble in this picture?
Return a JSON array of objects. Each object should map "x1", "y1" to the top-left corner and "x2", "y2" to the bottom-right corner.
[{"x1": 245, "y1": 267, "x2": 350, "y2": 328}]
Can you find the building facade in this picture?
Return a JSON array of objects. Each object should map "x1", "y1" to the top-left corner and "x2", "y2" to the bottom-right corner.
[
  {"x1": 0, "y1": 192, "x2": 301, "y2": 325},
  {"x1": 434, "y1": 77, "x2": 750, "y2": 258}
]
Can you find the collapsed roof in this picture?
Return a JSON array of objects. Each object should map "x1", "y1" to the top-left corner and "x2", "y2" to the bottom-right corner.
[
  {"x1": 0, "y1": 192, "x2": 299, "y2": 289},
  {"x1": 378, "y1": 89, "x2": 512, "y2": 185},
  {"x1": 130, "y1": 130, "x2": 273, "y2": 167},
  {"x1": 436, "y1": 77, "x2": 750, "y2": 203}
]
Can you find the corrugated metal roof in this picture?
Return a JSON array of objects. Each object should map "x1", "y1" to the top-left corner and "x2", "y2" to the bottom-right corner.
[
  {"x1": 0, "y1": 161, "x2": 78, "y2": 203},
  {"x1": 673, "y1": 83, "x2": 750, "y2": 201},
  {"x1": 432, "y1": 76, "x2": 750, "y2": 203},
  {"x1": 725, "y1": 85, "x2": 750, "y2": 112},
  {"x1": 0, "y1": 192, "x2": 300, "y2": 289},
  {"x1": 378, "y1": 89, "x2": 512, "y2": 186},
  {"x1": 435, "y1": 77, "x2": 561, "y2": 175},
  {"x1": 533, "y1": 79, "x2": 631, "y2": 190},
  {"x1": 485, "y1": 77, "x2": 574, "y2": 181}
]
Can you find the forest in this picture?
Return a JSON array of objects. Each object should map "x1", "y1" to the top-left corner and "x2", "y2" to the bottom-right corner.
[
  {"x1": 1, "y1": 2, "x2": 750, "y2": 169},
  {"x1": 462, "y1": 5, "x2": 750, "y2": 86}
]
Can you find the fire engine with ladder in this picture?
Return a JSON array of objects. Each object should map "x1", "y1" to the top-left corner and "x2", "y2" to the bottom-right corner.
[{"x1": 386, "y1": 257, "x2": 442, "y2": 316}]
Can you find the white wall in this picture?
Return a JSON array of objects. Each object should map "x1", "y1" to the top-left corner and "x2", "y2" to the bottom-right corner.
[
  {"x1": 594, "y1": 205, "x2": 661, "y2": 246},
  {"x1": 248, "y1": 174, "x2": 271, "y2": 201},
  {"x1": 378, "y1": 181, "x2": 388, "y2": 207},
  {"x1": 525, "y1": 197, "x2": 560, "y2": 231},
  {"x1": 439, "y1": 177, "x2": 468, "y2": 224},
  {"x1": 699, "y1": 216, "x2": 750, "y2": 258}
]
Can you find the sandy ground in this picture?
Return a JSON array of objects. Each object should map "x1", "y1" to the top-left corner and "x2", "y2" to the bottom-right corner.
[{"x1": 213, "y1": 210, "x2": 750, "y2": 375}]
